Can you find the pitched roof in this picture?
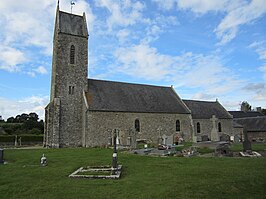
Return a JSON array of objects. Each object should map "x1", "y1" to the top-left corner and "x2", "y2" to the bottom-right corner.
[
  {"x1": 182, "y1": 100, "x2": 232, "y2": 119},
  {"x1": 86, "y1": 79, "x2": 190, "y2": 114},
  {"x1": 233, "y1": 121, "x2": 243, "y2": 128},
  {"x1": 59, "y1": 11, "x2": 87, "y2": 37},
  {"x1": 234, "y1": 117, "x2": 266, "y2": 132},
  {"x1": 228, "y1": 111, "x2": 264, "y2": 118}
]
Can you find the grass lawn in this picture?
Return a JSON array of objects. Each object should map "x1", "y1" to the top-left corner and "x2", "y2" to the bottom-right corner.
[{"x1": 0, "y1": 147, "x2": 266, "y2": 199}]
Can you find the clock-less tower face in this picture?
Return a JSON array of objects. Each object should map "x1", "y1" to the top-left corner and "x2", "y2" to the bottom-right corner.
[{"x1": 48, "y1": 4, "x2": 88, "y2": 147}]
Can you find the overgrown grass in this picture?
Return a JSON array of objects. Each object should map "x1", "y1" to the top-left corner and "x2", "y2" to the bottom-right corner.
[{"x1": 0, "y1": 148, "x2": 265, "y2": 199}]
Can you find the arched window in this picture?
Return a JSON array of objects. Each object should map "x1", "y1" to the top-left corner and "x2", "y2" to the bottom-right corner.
[
  {"x1": 135, "y1": 119, "x2": 140, "y2": 132},
  {"x1": 176, "y1": 120, "x2": 180, "y2": 131},
  {"x1": 70, "y1": 45, "x2": 75, "y2": 64},
  {"x1": 218, "y1": 122, "x2": 222, "y2": 132},
  {"x1": 196, "y1": 122, "x2": 201, "y2": 134}
]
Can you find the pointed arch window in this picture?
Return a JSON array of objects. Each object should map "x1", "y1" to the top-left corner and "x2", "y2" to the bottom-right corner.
[
  {"x1": 135, "y1": 119, "x2": 140, "y2": 132},
  {"x1": 196, "y1": 122, "x2": 201, "y2": 134},
  {"x1": 70, "y1": 45, "x2": 75, "y2": 64},
  {"x1": 218, "y1": 122, "x2": 222, "y2": 132},
  {"x1": 176, "y1": 120, "x2": 180, "y2": 131}
]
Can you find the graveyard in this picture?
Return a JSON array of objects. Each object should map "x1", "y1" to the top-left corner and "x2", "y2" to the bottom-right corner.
[{"x1": 0, "y1": 144, "x2": 266, "y2": 199}]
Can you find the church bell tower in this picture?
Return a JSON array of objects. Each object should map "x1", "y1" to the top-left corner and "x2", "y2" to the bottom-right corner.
[{"x1": 44, "y1": 2, "x2": 88, "y2": 147}]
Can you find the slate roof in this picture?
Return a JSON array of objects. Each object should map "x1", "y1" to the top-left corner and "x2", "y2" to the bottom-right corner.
[
  {"x1": 233, "y1": 121, "x2": 243, "y2": 128},
  {"x1": 182, "y1": 100, "x2": 232, "y2": 119},
  {"x1": 234, "y1": 117, "x2": 266, "y2": 132},
  {"x1": 59, "y1": 11, "x2": 87, "y2": 37},
  {"x1": 86, "y1": 79, "x2": 191, "y2": 114},
  {"x1": 228, "y1": 111, "x2": 264, "y2": 118}
]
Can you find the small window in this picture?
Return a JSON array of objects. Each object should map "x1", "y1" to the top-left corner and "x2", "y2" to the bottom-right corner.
[
  {"x1": 135, "y1": 119, "x2": 140, "y2": 132},
  {"x1": 218, "y1": 122, "x2": 222, "y2": 132},
  {"x1": 176, "y1": 120, "x2": 180, "y2": 131},
  {"x1": 70, "y1": 45, "x2": 75, "y2": 64},
  {"x1": 68, "y1": 86, "x2": 74, "y2": 95},
  {"x1": 196, "y1": 122, "x2": 201, "y2": 134}
]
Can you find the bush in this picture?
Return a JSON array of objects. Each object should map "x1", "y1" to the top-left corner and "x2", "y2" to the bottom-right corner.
[{"x1": 0, "y1": 135, "x2": 43, "y2": 143}]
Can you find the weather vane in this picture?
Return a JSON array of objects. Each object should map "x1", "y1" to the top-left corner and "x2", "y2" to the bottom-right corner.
[{"x1": 71, "y1": 1, "x2": 75, "y2": 14}]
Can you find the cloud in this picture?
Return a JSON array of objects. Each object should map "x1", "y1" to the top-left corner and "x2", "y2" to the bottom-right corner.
[
  {"x1": 0, "y1": 46, "x2": 27, "y2": 72},
  {"x1": 177, "y1": 0, "x2": 229, "y2": 14},
  {"x1": 0, "y1": 96, "x2": 49, "y2": 120},
  {"x1": 260, "y1": 65, "x2": 266, "y2": 80},
  {"x1": 0, "y1": 0, "x2": 94, "y2": 74},
  {"x1": 152, "y1": 0, "x2": 176, "y2": 10},
  {"x1": 142, "y1": 15, "x2": 179, "y2": 43},
  {"x1": 241, "y1": 82, "x2": 266, "y2": 102},
  {"x1": 191, "y1": 92, "x2": 216, "y2": 100},
  {"x1": 116, "y1": 29, "x2": 131, "y2": 43},
  {"x1": 215, "y1": 0, "x2": 266, "y2": 45},
  {"x1": 113, "y1": 43, "x2": 241, "y2": 95},
  {"x1": 242, "y1": 83, "x2": 265, "y2": 91},
  {"x1": 152, "y1": 0, "x2": 266, "y2": 45},
  {"x1": 114, "y1": 43, "x2": 173, "y2": 80},
  {"x1": 95, "y1": 0, "x2": 145, "y2": 31},
  {"x1": 34, "y1": 66, "x2": 48, "y2": 75},
  {"x1": 249, "y1": 41, "x2": 266, "y2": 60}
]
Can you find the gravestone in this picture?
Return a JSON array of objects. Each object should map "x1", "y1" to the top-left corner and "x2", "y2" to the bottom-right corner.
[
  {"x1": 201, "y1": 135, "x2": 209, "y2": 141},
  {"x1": 243, "y1": 128, "x2": 252, "y2": 152},
  {"x1": 215, "y1": 142, "x2": 232, "y2": 157},
  {"x1": 128, "y1": 129, "x2": 137, "y2": 149},
  {"x1": 40, "y1": 154, "x2": 47, "y2": 166},
  {"x1": 210, "y1": 115, "x2": 219, "y2": 141},
  {"x1": 162, "y1": 134, "x2": 173, "y2": 145},
  {"x1": 220, "y1": 134, "x2": 230, "y2": 141},
  {"x1": 0, "y1": 149, "x2": 4, "y2": 164}
]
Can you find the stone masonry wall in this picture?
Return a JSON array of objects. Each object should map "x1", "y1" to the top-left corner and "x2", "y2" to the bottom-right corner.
[
  {"x1": 84, "y1": 111, "x2": 193, "y2": 147},
  {"x1": 193, "y1": 118, "x2": 234, "y2": 141},
  {"x1": 55, "y1": 34, "x2": 88, "y2": 147}
]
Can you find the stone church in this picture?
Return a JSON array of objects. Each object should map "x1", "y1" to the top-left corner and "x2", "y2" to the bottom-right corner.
[{"x1": 44, "y1": 5, "x2": 235, "y2": 148}]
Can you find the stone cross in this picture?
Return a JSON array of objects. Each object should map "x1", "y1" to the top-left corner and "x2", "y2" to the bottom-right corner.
[{"x1": 210, "y1": 115, "x2": 219, "y2": 141}]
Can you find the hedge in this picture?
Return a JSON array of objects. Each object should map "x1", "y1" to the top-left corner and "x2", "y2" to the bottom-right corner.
[{"x1": 0, "y1": 135, "x2": 43, "y2": 142}]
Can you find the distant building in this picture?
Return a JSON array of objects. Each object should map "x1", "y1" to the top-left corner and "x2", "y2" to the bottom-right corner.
[{"x1": 230, "y1": 111, "x2": 266, "y2": 142}]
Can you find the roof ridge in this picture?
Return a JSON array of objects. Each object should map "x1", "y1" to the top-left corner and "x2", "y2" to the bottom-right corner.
[
  {"x1": 88, "y1": 78, "x2": 171, "y2": 89},
  {"x1": 182, "y1": 99, "x2": 216, "y2": 103}
]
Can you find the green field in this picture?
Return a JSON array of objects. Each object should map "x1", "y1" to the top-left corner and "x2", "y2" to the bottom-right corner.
[{"x1": 0, "y1": 147, "x2": 266, "y2": 199}]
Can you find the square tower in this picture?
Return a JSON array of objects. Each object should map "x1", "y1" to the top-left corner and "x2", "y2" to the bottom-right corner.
[{"x1": 44, "y1": 4, "x2": 88, "y2": 148}]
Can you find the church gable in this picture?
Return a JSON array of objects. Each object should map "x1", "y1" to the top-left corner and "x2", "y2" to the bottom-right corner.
[{"x1": 86, "y1": 79, "x2": 191, "y2": 114}]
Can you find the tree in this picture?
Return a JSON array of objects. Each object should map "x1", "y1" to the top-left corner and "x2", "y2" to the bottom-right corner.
[
  {"x1": 29, "y1": 112, "x2": 39, "y2": 122},
  {"x1": 7, "y1": 117, "x2": 15, "y2": 123},
  {"x1": 241, "y1": 101, "x2": 251, "y2": 112}
]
